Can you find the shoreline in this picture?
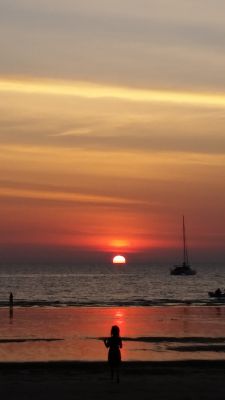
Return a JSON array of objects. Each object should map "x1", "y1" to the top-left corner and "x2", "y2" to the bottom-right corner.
[
  {"x1": 2, "y1": 359, "x2": 225, "y2": 376},
  {"x1": 1, "y1": 301, "x2": 225, "y2": 307},
  {"x1": 1, "y1": 358, "x2": 225, "y2": 368}
]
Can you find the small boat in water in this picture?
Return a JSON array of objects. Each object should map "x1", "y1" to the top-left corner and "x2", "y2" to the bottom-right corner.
[
  {"x1": 171, "y1": 262, "x2": 196, "y2": 276},
  {"x1": 208, "y1": 289, "x2": 225, "y2": 298},
  {"x1": 170, "y1": 216, "x2": 196, "y2": 276}
]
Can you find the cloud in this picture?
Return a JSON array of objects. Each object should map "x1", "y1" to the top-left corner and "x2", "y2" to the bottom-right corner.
[
  {"x1": 1, "y1": 1, "x2": 225, "y2": 91},
  {"x1": 1, "y1": 78, "x2": 225, "y2": 107},
  {"x1": 0, "y1": 184, "x2": 149, "y2": 208},
  {"x1": 49, "y1": 131, "x2": 225, "y2": 155},
  {"x1": 51, "y1": 128, "x2": 93, "y2": 137}
]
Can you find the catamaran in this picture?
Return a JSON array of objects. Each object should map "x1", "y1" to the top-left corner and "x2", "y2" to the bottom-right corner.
[{"x1": 170, "y1": 216, "x2": 196, "y2": 276}]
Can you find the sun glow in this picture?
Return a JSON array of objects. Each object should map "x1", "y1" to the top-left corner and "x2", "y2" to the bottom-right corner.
[
  {"x1": 113, "y1": 255, "x2": 126, "y2": 264},
  {"x1": 111, "y1": 239, "x2": 130, "y2": 248}
]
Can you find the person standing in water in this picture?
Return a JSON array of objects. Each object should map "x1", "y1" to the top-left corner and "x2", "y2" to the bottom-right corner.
[
  {"x1": 9, "y1": 292, "x2": 14, "y2": 319},
  {"x1": 104, "y1": 325, "x2": 122, "y2": 383},
  {"x1": 9, "y1": 292, "x2": 13, "y2": 307}
]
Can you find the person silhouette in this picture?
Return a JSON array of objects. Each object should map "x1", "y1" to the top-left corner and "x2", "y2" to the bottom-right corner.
[
  {"x1": 9, "y1": 292, "x2": 14, "y2": 320},
  {"x1": 104, "y1": 325, "x2": 122, "y2": 383},
  {"x1": 9, "y1": 292, "x2": 13, "y2": 307}
]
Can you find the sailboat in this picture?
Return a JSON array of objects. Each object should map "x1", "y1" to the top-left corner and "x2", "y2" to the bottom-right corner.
[{"x1": 170, "y1": 216, "x2": 196, "y2": 276}]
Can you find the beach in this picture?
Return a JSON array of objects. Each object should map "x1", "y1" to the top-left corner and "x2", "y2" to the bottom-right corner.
[
  {"x1": 1, "y1": 300, "x2": 225, "y2": 400},
  {"x1": 1, "y1": 306, "x2": 225, "y2": 398},
  {"x1": 1, "y1": 360, "x2": 225, "y2": 400}
]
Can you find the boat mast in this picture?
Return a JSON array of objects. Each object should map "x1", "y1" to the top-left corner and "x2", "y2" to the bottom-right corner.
[{"x1": 183, "y1": 215, "x2": 189, "y2": 266}]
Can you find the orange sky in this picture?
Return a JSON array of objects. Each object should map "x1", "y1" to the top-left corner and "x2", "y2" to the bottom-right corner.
[{"x1": 0, "y1": 2, "x2": 225, "y2": 264}]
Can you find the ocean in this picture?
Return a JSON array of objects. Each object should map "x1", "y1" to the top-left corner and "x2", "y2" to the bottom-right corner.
[
  {"x1": 1, "y1": 264, "x2": 225, "y2": 362},
  {"x1": 0, "y1": 263, "x2": 225, "y2": 306}
]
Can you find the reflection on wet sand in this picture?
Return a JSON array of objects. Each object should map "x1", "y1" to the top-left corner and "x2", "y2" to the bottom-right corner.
[
  {"x1": 0, "y1": 306, "x2": 225, "y2": 362},
  {"x1": 9, "y1": 292, "x2": 14, "y2": 322},
  {"x1": 9, "y1": 306, "x2": 13, "y2": 321}
]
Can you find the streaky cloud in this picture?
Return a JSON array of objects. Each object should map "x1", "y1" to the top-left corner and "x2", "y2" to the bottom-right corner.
[
  {"x1": 0, "y1": 186, "x2": 149, "y2": 207},
  {"x1": 49, "y1": 132, "x2": 225, "y2": 155},
  {"x1": 51, "y1": 128, "x2": 93, "y2": 137},
  {"x1": 1, "y1": 77, "x2": 225, "y2": 108}
]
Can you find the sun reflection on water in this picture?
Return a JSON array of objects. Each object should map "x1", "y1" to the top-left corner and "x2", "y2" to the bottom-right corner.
[{"x1": 1, "y1": 307, "x2": 225, "y2": 362}]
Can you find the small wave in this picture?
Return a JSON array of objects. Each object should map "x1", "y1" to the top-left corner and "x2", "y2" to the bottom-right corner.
[
  {"x1": 0, "y1": 338, "x2": 63, "y2": 344},
  {"x1": 168, "y1": 345, "x2": 225, "y2": 352},
  {"x1": 0, "y1": 298, "x2": 225, "y2": 308},
  {"x1": 98, "y1": 336, "x2": 225, "y2": 344}
]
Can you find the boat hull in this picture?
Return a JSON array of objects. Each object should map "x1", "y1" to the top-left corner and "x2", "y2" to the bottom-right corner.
[
  {"x1": 208, "y1": 291, "x2": 225, "y2": 298},
  {"x1": 170, "y1": 265, "x2": 196, "y2": 276}
]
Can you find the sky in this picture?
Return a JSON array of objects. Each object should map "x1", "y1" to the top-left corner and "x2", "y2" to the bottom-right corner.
[{"x1": 0, "y1": 0, "x2": 225, "y2": 264}]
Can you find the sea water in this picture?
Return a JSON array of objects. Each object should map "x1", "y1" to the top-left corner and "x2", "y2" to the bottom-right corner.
[
  {"x1": 1, "y1": 264, "x2": 225, "y2": 362},
  {"x1": 0, "y1": 263, "x2": 225, "y2": 306}
]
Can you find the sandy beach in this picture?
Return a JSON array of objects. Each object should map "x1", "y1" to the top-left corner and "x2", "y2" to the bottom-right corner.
[
  {"x1": 1, "y1": 360, "x2": 225, "y2": 400},
  {"x1": 1, "y1": 306, "x2": 225, "y2": 398}
]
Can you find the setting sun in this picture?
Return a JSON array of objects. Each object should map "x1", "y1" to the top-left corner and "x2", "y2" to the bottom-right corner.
[{"x1": 113, "y1": 255, "x2": 126, "y2": 264}]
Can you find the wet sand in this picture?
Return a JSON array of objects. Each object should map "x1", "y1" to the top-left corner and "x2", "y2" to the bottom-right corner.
[
  {"x1": 2, "y1": 306, "x2": 225, "y2": 362},
  {"x1": 1, "y1": 361, "x2": 225, "y2": 400}
]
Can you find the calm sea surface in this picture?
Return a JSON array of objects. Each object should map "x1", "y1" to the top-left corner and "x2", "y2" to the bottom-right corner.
[
  {"x1": 1, "y1": 264, "x2": 225, "y2": 362},
  {"x1": 0, "y1": 263, "x2": 225, "y2": 306}
]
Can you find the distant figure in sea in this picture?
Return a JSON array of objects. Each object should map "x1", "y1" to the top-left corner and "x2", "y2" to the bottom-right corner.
[
  {"x1": 104, "y1": 325, "x2": 122, "y2": 383},
  {"x1": 9, "y1": 292, "x2": 13, "y2": 319},
  {"x1": 9, "y1": 292, "x2": 13, "y2": 307}
]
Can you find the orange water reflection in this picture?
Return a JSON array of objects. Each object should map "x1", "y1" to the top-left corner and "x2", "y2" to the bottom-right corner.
[{"x1": 1, "y1": 306, "x2": 225, "y2": 362}]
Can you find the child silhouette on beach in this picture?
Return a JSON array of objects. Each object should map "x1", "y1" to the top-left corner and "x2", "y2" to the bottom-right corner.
[{"x1": 104, "y1": 325, "x2": 122, "y2": 383}]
